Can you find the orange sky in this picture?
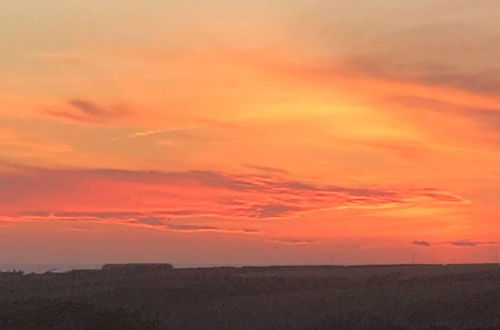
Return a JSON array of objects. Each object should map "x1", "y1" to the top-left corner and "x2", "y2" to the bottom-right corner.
[{"x1": 2, "y1": 0, "x2": 500, "y2": 267}]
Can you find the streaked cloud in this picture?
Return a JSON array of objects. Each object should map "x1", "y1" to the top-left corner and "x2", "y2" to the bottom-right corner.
[
  {"x1": 66, "y1": 225, "x2": 96, "y2": 232},
  {"x1": 449, "y1": 240, "x2": 499, "y2": 247},
  {"x1": 111, "y1": 128, "x2": 194, "y2": 141},
  {"x1": 14, "y1": 212, "x2": 261, "y2": 235},
  {"x1": 164, "y1": 223, "x2": 260, "y2": 234},
  {"x1": 341, "y1": 55, "x2": 500, "y2": 97},
  {"x1": 244, "y1": 164, "x2": 289, "y2": 175},
  {"x1": 48, "y1": 99, "x2": 128, "y2": 124},
  {"x1": 269, "y1": 238, "x2": 317, "y2": 245},
  {"x1": 412, "y1": 240, "x2": 431, "y2": 247},
  {"x1": 390, "y1": 96, "x2": 500, "y2": 133},
  {"x1": 412, "y1": 239, "x2": 499, "y2": 248},
  {"x1": 0, "y1": 163, "x2": 466, "y2": 224}
]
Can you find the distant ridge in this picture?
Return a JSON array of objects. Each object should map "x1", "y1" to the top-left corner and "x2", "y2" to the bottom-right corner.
[{"x1": 101, "y1": 263, "x2": 174, "y2": 272}]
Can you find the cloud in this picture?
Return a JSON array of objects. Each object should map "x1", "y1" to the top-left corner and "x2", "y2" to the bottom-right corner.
[
  {"x1": 412, "y1": 240, "x2": 431, "y2": 247},
  {"x1": 243, "y1": 204, "x2": 299, "y2": 218},
  {"x1": 164, "y1": 223, "x2": 260, "y2": 234},
  {"x1": 0, "y1": 163, "x2": 466, "y2": 225},
  {"x1": 244, "y1": 164, "x2": 289, "y2": 174},
  {"x1": 411, "y1": 239, "x2": 499, "y2": 248},
  {"x1": 48, "y1": 99, "x2": 128, "y2": 123},
  {"x1": 0, "y1": 218, "x2": 14, "y2": 227},
  {"x1": 66, "y1": 225, "x2": 95, "y2": 232},
  {"x1": 362, "y1": 140, "x2": 429, "y2": 159},
  {"x1": 17, "y1": 211, "x2": 143, "y2": 219},
  {"x1": 449, "y1": 240, "x2": 499, "y2": 247},
  {"x1": 111, "y1": 128, "x2": 192, "y2": 141},
  {"x1": 15, "y1": 211, "x2": 261, "y2": 235},
  {"x1": 343, "y1": 55, "x2": 500, "y2": 97},
  {"x1": 310, "y1": 7, "x2": 500, "y2": 98},
  {"x1": 269, "y1": 238, "x2": 317, "y2": 245},
  {"x1": 122, "y1": 216, "x2": 262, "y2": 234},
  {"x1": 134, "y1": 216, "x2": 165, "y2": 226},
  {"x1": 69, "y1": 99, "x2": 124, "y2": 117},
  {"x1": 391, "y1": 96, "x2": 500, "y2": 133}
]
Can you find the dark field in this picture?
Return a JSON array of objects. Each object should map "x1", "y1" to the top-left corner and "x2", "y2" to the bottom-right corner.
[{"x1": 1, "y1": 264, "x2": 500, "y2": 329}]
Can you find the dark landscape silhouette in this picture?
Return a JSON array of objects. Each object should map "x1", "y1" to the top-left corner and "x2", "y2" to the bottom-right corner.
[{"x1": 1, "y1": 263, "x2": 500, "y2": 329}]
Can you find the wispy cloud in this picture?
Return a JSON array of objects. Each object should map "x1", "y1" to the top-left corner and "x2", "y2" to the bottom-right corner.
[
  {"x1": 268, "y1": 238, "x2": 317, "y2": 245},
  {"x1": 1, "y1": 163, "x2": 466, "y2": 226},
  {"x1": 342, "y1": 54, "x2": 500, "y2": 97},
  {"x1": 12, "y1": 212, "x2": 261, "y2": 235},
  {"x1": 412, "y1": 239, "x2": 499, "y2": 248},
  {"x1": 48, "y1": 99, "x2": 128, "y2": 123},
  {"x1": 390, "y1": 96, "x2": 500, "y2": 133},
  {"x1": 449, "y1": 240, "x2": 499, "y2": 247},
  {"x1": 66, "y1": 225, "x2": 96, "y2": 232},
  {"x1": 244, "y1": 164, "x2": 289, "y2": 175},
  {"x1": 164, "y1": 223, "x2": 260, "y2": 234},
  {"x1": 111, "y1": 129, "x2": 182, "y2": 141},
  {"x1": 412, "y1": 240, "x2": 431, "y2": 247}
]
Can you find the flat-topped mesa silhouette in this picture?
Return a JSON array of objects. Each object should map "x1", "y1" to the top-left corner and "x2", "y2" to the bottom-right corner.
[{"x1": 101, "y1": 263, "x2": 174, "y2": 273}]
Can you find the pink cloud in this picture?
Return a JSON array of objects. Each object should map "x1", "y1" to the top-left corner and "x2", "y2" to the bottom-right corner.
[{"x1": 0, "y1": 162, "x2": 467, "y2": 227}]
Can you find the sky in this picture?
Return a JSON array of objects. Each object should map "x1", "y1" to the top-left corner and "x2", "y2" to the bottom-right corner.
[{"x1": 2, "y1": 0, "x2": 500, "y2": 267}]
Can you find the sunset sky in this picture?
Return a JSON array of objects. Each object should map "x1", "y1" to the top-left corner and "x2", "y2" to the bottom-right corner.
[{"x1": 2, "y1": 0, "x2": 500, "y2": 267}]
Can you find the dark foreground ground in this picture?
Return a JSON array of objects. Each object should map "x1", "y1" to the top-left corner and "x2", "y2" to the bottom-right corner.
[{"x1": 1, "y1": 264, "x2": 500, "y2": 329}]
